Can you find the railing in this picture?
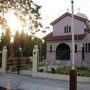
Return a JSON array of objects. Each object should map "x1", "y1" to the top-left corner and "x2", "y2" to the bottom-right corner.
[
  {"x1": 7, "y1": 50, "x2": 33, "y2": 74},
  {"x1": 37, "y1": 50, "x2": 90, "y2": 76}
]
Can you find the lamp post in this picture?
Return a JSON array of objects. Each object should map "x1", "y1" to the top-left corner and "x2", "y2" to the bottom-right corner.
[
  {"x1": 19, "y1": 47, "x2": 22, "y2": 57},
  {"x1": 17, "y1": 47, "x2": 22, "y2": 74},
  {"x1": 10, "y1": 35, "x2": 14, "y2": 57},
  {"x1": 14, "y1": 31, "x2": 20, "y2": 74},
  {"x1": 69, "y1": 0, "x2": 77, "y2": 90}
]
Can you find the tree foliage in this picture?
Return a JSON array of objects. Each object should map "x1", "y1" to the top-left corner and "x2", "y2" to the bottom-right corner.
[
  {"x1": 13, "y1": 30, "x2": 20, "y2": 50},
  {"x1": 0, "y1": 0, "x2": 42, "y2": 34},
  {"x1": 20, "y1": 32, "x2": 34, "y2": 51},
  {"x1": 0, "y1": 0, "x2": 44, "y2": 57},
  {"x1": 0, "y1": 30, "x2": 43, "y2": 57},
  {"x1": 0, "y1": 29, "x2": 11, "y2": 49},
  {"x1": 33, "y1": 37, "x2": 43, "y2": 50}
]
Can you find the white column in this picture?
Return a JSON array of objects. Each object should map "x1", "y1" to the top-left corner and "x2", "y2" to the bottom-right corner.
[
  {"x1": 2, "y1": 46, "x2": 7, "y2": 73},
  {"x1": 71, "y1": 0, "x2": 75, "y2": 69},
  {"x1": 32, "y1": 45, "x2": 39, "y2": 77}
]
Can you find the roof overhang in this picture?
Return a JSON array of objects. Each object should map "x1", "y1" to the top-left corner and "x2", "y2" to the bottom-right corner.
[{"x1": 44, "y1": 33, "x2": 86, "y2": 41}]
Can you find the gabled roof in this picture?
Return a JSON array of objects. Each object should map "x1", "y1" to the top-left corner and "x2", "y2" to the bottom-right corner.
[
  {"x1": 50, "y1": 12, "x2": 89, "y2": 25},
  {"x1": 43, "y1": 12, "x2": 90, "y2": 42}
]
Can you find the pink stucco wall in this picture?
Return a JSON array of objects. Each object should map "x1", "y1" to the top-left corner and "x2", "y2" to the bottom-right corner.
[
  {"x1": 53, "y1": 16, "x2": 86, "y2": 36},
  {"x1": 46, "y1": 15, "x2": 90, "y2": 67}
]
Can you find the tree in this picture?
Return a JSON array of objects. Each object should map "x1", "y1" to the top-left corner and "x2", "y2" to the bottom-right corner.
[
  {"x1": 0, "y1": 29, "x2": 11, "y2": 49},
  {"x1": 0, "y1": 32, "x2": 4, "y2": 50},
  {"x1": 33, "y1": 37, "x2": 43, "y2": 50},
  {"x1": 19, "y1": 30, "x2": 26, "y2": 50},
  {"x1": 13, "y1": 31, "x2": 20, "y2": 50},
  {"x1": 0, "y1": 0, "x2": 42, "y2": 34},
  {"x1": 0, "y1": 0, "x2": 44, "y2": 58},
  {"x1": 19, "y1": 30, "x2": 33, "y2": 50},
  {"x1": 24, "y1": 34, "x2": 33, "y2": 50}
]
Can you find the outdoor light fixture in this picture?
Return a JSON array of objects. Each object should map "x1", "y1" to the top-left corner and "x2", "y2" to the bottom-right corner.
[{"x1": 10, "y1": 35, "x2": 14, "y2": 57}]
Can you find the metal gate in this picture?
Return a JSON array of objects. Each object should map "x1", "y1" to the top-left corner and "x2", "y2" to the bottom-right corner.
[{"x1": 6, "y1": 50, "x2": 33, "y2": 74}]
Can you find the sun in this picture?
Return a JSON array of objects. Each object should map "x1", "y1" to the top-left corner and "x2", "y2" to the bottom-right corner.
[{"x1": 5, "y1": 9, "x2": 22, "y2": 35}]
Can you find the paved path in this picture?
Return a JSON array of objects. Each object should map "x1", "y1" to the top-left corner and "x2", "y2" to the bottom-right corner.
[{"x1": 0, "y1": 73, "x2": 90, "y2": 90}]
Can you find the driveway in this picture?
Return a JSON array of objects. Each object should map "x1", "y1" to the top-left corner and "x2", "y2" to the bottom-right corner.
[{"x1": 0, "y1": 73, "x2": 89, "y2": 90}]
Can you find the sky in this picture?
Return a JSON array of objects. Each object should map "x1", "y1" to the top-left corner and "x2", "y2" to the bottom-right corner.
[
  {"x1": 0, "y1": 0, "x2": 90, "y2": 38},
  {"x1": 34, "y1": 0, "x2": 90, "y2": 38}
]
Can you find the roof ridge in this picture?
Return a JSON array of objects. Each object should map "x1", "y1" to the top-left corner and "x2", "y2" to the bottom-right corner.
[{"x1": 50, "y1": 12, "x2": 88, "y2": 25}]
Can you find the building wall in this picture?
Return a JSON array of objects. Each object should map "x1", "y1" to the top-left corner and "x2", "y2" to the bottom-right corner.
[
  {"x1": 53, "y1": 16, "x2": 86, "y2": 36},
  {"x1": 46, "y1": 41, "x2": 84, "y2": 67},
  {"x1": 82, "y1": 34, "x2": 90, "y2": 66},
  {"x1": 46, "y1": 15, "x2": 90, "y2": 67}
]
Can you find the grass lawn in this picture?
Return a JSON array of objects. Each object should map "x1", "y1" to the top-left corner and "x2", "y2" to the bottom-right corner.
[{"x1": 7, "y1": 63, "x2": 90, "y2": 77}]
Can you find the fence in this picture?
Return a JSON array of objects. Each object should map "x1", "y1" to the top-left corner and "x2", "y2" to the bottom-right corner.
[
  {"x1": 6, "y1": 49, "x2": 33, "y2": 74},
  {"x1": 0, "y1": 46, "x2": 33, "y2": 74},
  {"x1": 0, "y1": 45, "x2": 90, "y2": 76},
  {"x1": 0, "y1": 45, "x2": 90, "y2": 83},
  {"x1": 32, "y1": 45, "x2": 90, "y2": 83},
  {"x1": 37, "y1": 49, "x2": 90, "y2": 76}
]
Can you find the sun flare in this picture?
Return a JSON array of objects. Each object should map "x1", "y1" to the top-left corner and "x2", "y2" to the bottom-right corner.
[{"x1": 5, "y1": 9, "x2": 22, "y2": 35}]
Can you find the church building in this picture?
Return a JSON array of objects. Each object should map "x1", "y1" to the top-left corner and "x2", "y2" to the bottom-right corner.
[{"x1": 44, "y1": 12, "x2": 90, "y2": 67}]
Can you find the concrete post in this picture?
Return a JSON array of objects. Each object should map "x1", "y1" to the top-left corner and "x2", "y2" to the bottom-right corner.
[
  {"x1": 32, "y1": 45, "x2": 39, "y2": 77},
  {"x1": 2, "y1": 46, "x2": 7, "y2": 73}
]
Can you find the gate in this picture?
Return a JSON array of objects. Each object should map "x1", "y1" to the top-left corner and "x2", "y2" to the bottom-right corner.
[
  {"x1": 37, "y1": 50, "x2": 88, "y2": 74},
  {"x1": 6, "y1": 49, "x2": 33, "y2": 74},
  {"x1": 37, "y1": 50, "x2": 71, "y2": 73}
]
